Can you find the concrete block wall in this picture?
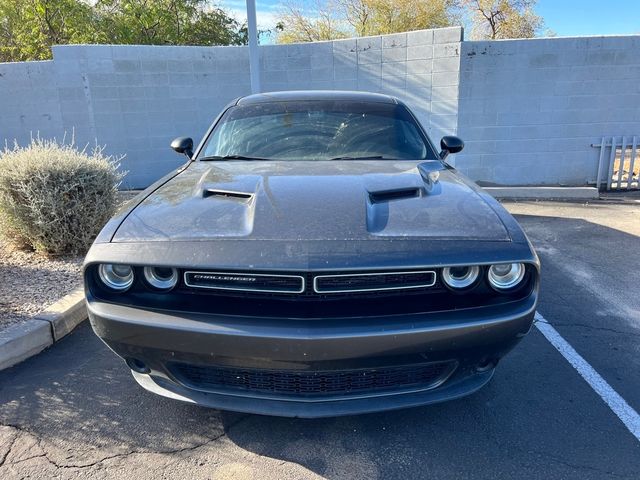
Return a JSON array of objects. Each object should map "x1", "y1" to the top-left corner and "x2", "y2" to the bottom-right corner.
[
  {"x1": 0, "y1": 27, "x2": 461, "y2": 188},
  {"x1": 456, "y1": 35, "x2": 640, "y2": 186},
  {"x1": 4, "y1": 28, "x2": 640, "y2": 188},
  {"x1": 52, "y1": 44, "x2": 253, "y2": 187},
  {"x1": 0, "y1": 61, "x2": 64, "y2": 146}
]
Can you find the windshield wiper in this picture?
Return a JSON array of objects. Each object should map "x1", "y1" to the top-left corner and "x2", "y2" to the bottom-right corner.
[
  {"x1": 201, "y1": 154, "x2": 394, "y2": 161},
  {"x1": 329, "y1": 155, "x2": 390, "y2": 160},
  {"x1": 199, "y1": 155, "x2": 270, "y2": 161}
]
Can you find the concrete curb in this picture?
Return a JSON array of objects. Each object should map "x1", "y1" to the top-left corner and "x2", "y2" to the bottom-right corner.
[
  {"x1": 0, "y1": 286, "x2": 86, "y2": 371},
  {"x1": 34, "y1": 286, "x2": 87, "y2": 341},
  {"x1": 0, "y1": 320, "x2": 53, "y2": 371},
  {"x1": 484, "y1": 187, "x2": 599, "y2": 200}
]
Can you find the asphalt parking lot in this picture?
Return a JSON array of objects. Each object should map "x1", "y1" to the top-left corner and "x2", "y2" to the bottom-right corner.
[{"x1": 1, "y1": 198, "x2": 639, "y2": 479}]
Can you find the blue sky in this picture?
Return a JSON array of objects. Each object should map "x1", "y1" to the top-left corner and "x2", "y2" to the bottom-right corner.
[
  {"x1": 219, "y1": 0, "x2": 640, "y2": 38},
  {"x1": 537, "y1": 0, "x2": 640, "y2": 36}
]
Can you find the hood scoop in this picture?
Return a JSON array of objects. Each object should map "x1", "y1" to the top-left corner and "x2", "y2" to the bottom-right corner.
[
  {"x1": 113, "y1": 161, "x2": 510, "y2": 243},
  {"x1": 369, "y1": 187, "x2": 421, "y2": 204},
  {"x1": 202, "y1": 188, "x2": 253, "y2": 201}
]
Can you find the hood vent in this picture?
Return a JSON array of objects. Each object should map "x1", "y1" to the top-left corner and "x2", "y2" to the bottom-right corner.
[
  {"x1": 203, "y1": 189, "x2": 253, "y2": 200},
  {"x1": 369, "y1": 188, "x2": 421, "y2": 204}
]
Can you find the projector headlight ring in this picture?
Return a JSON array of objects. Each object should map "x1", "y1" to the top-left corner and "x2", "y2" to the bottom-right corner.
[
  {"x1": 442, "y1": 265, "x2": 480, "y2": 289},
  {"x1": 98, "y1": 264, "x2": 134, "y2": 291},
  {"x1": 143, "y1": 266, "x2": 179, "y2": 291},
  {"x1": 487, "y1": 263, "x2": 526, "y2": 291}
]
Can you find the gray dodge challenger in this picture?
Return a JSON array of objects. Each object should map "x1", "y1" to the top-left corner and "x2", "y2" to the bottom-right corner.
[{"x1": 84, "y1": 91, "x2": 539, "y2": 417}]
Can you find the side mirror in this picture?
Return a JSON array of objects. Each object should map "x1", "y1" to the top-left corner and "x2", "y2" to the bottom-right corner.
[
  {"x1": 439, "y1": 136, "x2": 464, "y2": 159},
  {"x1": 170, "y1": 136, "x2": 194, "y2": 159}
]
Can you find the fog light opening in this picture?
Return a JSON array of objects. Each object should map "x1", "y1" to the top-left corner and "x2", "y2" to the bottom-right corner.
[
  {"x1": 126, "y1": 358, "x2": 150, "y2": 374},
  {"x1": 476, "y1": 359, "x2": 497, "y2": 373}
]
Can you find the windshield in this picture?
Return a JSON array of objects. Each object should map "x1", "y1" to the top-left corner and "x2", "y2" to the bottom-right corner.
[{"x1": 198, "y1": 100, "x2": 438, "y2": 161}]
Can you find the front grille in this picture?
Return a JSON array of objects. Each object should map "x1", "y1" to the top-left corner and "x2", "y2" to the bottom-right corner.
[
  {"x1": 90, "y1": 265, "x2": 534, "y2": 319},
  {"x1": 184, "y1": 269, "x2": 438, "y2": 295},
  {"x1": 184, "y1": 271, "x2": 304, "y2": 293},
  {"x1": 168, "y1": 361, "x2": 456, "y2": 398},
  {"x1": 314, "y1": 270, "x2": 436, "y2": 293}
]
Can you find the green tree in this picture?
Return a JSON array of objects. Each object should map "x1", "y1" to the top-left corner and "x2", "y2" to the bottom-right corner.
[
  {"x1": 0, "y1": 0, "x2": 246, "y2": 62},
  {"x1": 344, "y1": 0, "x2": 458, "y2": 36},
  {"x1": 462, "y1": 0, "x2": 546, "y2": 39},
  {"x1": 0, "y1": 0, "x2": 101, "y2": 62},
  {"x1": 94, "y1": 0, "x2": 245, "y2": 46},
  {"x1": 276, "y1": 0, "x2": 348, "y2": 43},
  {"x1": 276, "y1": 0, "x2": 458, "y2": 44},
  {"x1": 187, "y1": 8, "x2": 248, "y2": 45}
]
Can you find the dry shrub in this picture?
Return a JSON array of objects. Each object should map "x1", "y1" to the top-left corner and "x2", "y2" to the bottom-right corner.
[{"x1": 0, "y1": 138, "x2": 124, "y2": 255}]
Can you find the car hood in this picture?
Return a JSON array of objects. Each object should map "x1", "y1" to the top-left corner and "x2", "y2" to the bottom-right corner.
[{"x1": 112, "y1": 161, "x2": 510, "y2": 243}]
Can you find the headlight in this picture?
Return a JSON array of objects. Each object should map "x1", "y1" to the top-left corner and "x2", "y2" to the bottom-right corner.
[
  {"x1": 442, "y1": 265, "x2": 480, "y2": 289},
  {"x1": 143, "y1": 266, "x2": 178, "y2": 291},
  {"x1": 488, "y1": 263, "x2": 525, "y2": 291},
  {"x1": 98, "y1": 264, "x2": 134, "y2": 291}
]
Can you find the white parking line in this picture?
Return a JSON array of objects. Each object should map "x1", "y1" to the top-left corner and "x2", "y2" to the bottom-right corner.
[{"x1": 534, "y1": 312, "x2": 640, "y2": 442}]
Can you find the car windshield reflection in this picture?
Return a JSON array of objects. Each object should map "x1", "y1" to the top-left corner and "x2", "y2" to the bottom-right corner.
[{"x1": 198, "y1": 100, "x2": 437, "y2": 161}]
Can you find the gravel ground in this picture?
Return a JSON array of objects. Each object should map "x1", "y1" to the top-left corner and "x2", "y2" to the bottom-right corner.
[
  {"x1": 0, "y1": 191, "x2": 142, "y2": 331},
  {"x1": 0, "y1": 239, "x2": 83, "y2": 329}
]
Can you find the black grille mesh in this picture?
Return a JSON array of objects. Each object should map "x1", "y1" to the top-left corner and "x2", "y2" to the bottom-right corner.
[
  {"x1": 169, "y1": 361, "x2": 455, "y2": 397},
  {"x1": 314, "y1": 271, "x2": 436, "y2": 293}
]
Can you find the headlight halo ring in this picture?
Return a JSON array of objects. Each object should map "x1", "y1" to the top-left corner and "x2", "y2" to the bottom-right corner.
[
  {"x1": 487, "y1": 262, "x2": 526, "y2": 291},
  {"x1": 98, "y1": 263, "x2": 134, "y2": 291},
  {"x1": 143, "y1": 266, "x2": 179, "y2": 291},
  {"x1": 442, "y1": 265, "x2": 480, "y2": 289}
]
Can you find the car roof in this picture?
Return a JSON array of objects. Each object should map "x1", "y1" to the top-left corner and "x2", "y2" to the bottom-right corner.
[{"x1": 235, "y1": 90, "x2": 399, "y2": 105}]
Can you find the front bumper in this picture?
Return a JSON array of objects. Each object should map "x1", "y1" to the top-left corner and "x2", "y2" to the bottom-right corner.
[{"x1": 88, "y1": 294, "x2": 536, "y2": 417}]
